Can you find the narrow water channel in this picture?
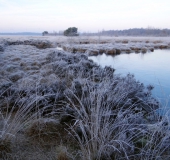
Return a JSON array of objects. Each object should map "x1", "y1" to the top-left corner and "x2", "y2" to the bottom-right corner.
[{"x1": 89, "y1": 49, "x2": 170, "y2": 108}]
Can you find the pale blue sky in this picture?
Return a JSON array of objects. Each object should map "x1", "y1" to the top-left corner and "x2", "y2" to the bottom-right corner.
[{"x1": 0, "y1": 0, "x2": 170, "y2": 32}]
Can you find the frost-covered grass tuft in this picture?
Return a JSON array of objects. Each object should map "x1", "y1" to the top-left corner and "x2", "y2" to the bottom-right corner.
[
  {"x1": 0, "y1": 89, "x2": 41, "y2": 157},
  {"x1": 65, "y1": 77, "x2": 162, "y2": 160}
]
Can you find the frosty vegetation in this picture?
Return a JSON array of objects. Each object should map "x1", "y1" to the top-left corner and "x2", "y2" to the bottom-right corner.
[
  {"x1": 0, "y1": 36, "x2": 170, "y2": 159},
  {"x1": 59, "y1": 38, "x2": 170, "y2": 56}
]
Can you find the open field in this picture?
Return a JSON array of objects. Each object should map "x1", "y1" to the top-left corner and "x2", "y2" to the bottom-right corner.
[
  {"x1": 0, "y1": 36, "x2": 170, "y2": 159},
  {"x1": 1, "y1": 35, "x2": 170, "y2": 55}
]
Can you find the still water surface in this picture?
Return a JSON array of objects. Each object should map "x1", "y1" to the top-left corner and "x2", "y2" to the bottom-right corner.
[{"x1": 89, "y1": 50, "x2": 170, "y2": 107}]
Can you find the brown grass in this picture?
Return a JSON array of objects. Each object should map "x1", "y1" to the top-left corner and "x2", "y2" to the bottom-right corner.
[
  {"x1": 25, "y1": 118, "x2": 62, "y2": 142},
  {"x1": 122, "y1": 39, "x2": 129, "y2": 43},
  {"x1": 0, "y1": 139, "x2": 11, "y2": 158},
  {"x1": 57, "y1": 150, "x2": 69, "y2": 160},
  {"x1": 56, "y1": 145, "x2": 72, "y2": 160}
]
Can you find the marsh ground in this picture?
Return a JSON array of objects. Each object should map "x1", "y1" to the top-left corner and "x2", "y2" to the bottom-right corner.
[{"x1": 0, "y1": 36, "x2": 170, "y2": 160}]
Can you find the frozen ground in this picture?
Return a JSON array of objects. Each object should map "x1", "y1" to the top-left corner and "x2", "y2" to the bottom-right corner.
[
  {"x1": 0, "y1": 45, "x2": 58, "y2": 89},
  {"x1": 1, "y1": 35, "x2": 170, "y2": 56},
  {"x1": 0, "y1": 36, "x2": 170, "y2": 159},
  {"x1": 1, "y1": 35, "x2": 170, "y2": 45}
]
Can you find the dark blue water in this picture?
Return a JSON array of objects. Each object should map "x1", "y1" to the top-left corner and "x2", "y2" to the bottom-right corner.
[{"x1": 89, "y1": 50, "x2": 170, "y2": 108}]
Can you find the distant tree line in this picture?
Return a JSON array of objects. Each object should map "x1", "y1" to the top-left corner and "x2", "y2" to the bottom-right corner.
[
  {"x1": 42, "y1": 27, "x2": 170, "y2": 37},
  {"x1": 92, "y1": 28, "x2": 170, "y2": 37}
]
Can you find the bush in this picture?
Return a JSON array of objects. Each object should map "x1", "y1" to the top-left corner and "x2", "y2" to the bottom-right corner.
[
  {"x1": 42, "y1": 31, "x2": 48, "y2": 36},
  {"x1": 64, "y1": 27, "x2": 79, "y2": 36}
]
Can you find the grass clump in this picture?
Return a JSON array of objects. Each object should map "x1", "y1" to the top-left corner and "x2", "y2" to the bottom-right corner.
[{"x1": 65, "y1": 80, "x2": 154, "y2": 159}]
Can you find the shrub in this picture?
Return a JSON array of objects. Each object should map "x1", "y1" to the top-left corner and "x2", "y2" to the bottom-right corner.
[
  {"x1": 42, "y1": 31, "x2": 48, "y2": 36},
  {"x1": 64, "y1": 27, "x2": 79, "y2": 36}
]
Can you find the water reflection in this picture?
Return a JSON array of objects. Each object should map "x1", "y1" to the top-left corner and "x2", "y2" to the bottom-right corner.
[{"x1": 89, "y1": 50, "x2": 170, "y2": 107}]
